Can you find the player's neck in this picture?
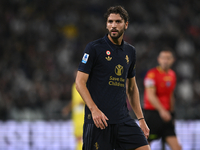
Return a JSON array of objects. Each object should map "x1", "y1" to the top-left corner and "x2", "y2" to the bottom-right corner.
[
  {"x1": 158, "y1": 66, "x2": 170, "y2": 73},
  {"x1": 107, "y1": 34, "x2": 123, "y2": 45}
]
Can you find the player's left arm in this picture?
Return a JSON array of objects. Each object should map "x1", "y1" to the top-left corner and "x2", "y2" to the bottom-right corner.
[
  {"x1": 170, "y1": 92, "x2": 175, "y2": 113},
  {"x1": 126, "y1": 77, "x2": 149, "y2": 139},
  {"x1": 170, "y1": 73, "x2": 176, "y2": 115},
  {"x1": 170, "y1": 93, "x2": 176, "y2": 122}
]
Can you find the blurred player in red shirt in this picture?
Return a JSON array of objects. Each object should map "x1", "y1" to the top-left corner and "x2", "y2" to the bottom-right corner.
[{"x1": 143, "y1": 49, "x2": 182, "y2": 150}]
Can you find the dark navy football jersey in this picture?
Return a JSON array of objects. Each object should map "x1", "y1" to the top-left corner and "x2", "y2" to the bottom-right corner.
[{"x1": 78, "y1": 35, "x2": 136, "y2": 124}]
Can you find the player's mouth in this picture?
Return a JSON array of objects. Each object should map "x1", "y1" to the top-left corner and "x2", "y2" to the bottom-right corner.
[{"x1": 111, "y1": 30, "x2": 118, "y2": 34}]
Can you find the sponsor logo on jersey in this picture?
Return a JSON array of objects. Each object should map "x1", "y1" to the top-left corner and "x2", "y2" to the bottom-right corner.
[
  {"x1": 82, "y1": 53, "x2": 89, "y2": 64},
  {"x1": 105, "y1": 56, "x2": 112, "y2": 61},
  {"x1": 115, "y1": 64, "x2": 124, "y2": 76},
  {"x1": 164, "y1": 76, "x2": 172, "y2": 81}
]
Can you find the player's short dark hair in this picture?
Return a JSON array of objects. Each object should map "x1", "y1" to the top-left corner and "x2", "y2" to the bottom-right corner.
[
  {"x1": 159, "y1": 47, "x2": 175, "y2": 57},
  {"x1": 104, "y1": 6, "x2": 129, "y2": 23}
]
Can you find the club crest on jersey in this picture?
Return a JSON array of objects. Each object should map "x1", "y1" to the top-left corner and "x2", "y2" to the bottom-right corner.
[
  {"x1": 125, "y1": 55, "x2": 129, "y2": 64},
  {"x1": 88, "y1": 114, "x2": 91, "y2": 119},
  {"x1": 82, "y1": 53, "x2": 89, "y2": 64},
  {"x1": 106, "y1": 50, "x2": 111, "y2": 56}
]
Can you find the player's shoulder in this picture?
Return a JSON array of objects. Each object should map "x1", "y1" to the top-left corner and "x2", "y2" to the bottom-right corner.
[
  {"x1": 84, "y1": 38, "x2": 106, "y2": 55},
  {"x1": 124, "y1": 41, "x2": 136, "y2": 51},
  {"x1": 87, "y1": 37, "x2": 106, "y2": 49},
  {"x1": 147, "y1": 67, "x2": 157, "y2": 74},
  {"x1": 145, "y1": 67, "x2": 157, "y2": 78}
]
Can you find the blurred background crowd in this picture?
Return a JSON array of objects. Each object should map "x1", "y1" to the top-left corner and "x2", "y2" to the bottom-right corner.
[{"x1": 0, "y1": 0, "x2": 200, "y2": 121}]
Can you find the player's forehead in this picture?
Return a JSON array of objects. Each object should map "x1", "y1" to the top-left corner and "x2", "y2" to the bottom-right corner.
[
  {"x1": 159, "y1": 51, "x2": 173, "y2": 57},
  {"x1": 107, "y1": 13, "x2": 123, "y2": 21}
]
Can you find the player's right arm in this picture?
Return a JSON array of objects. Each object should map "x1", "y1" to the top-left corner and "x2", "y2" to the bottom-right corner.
[
  {"x1": 146, "y1": 87, "x2": 171, "y2": 122},
  {"x1": 145, "y1": 72, "x2": 171, "y2": 122},
  {"x1": 76, "y1": 71, "x2": 108, "y2": 129}
]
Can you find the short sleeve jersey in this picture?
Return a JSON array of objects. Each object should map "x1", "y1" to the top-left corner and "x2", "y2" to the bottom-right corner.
[
  {"x1": 78, "y1": 35, "x2": 136, "y2": 124},
  {"x1": 143, "y1": 67, "x2": 176, "y2": 111}
]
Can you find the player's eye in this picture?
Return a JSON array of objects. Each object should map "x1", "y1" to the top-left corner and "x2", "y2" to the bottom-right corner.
[
  {"x1": 108, "y1": 20, "x2": 113, "y2": 23},
  {"x1": 116, "y1": 20, "x2": 121, "y2": 23}
]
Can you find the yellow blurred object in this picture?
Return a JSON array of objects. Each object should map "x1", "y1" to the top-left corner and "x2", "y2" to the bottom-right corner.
[
  {"x1": 76, "y1": 140, "x2": 83, "y2": 150},
  {"x1": 71, "y1": 83, "x2": 84, "y2": 147},
  {"x1": 62, "y1": 25, "x2": 78, "y2": 39}
]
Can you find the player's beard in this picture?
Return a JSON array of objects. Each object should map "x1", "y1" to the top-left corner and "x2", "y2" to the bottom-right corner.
[
  {"x1": 161, "y1": 64, "x2": 171, "y2": 71},
  {"x1": 108, "y1": 27, "x2": 125, "y2": 40}
]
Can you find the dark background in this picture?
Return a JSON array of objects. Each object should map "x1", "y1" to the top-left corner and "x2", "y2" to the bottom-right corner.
[{"x1": 0, "y1": 0, "x2": 200, "y2": 121}]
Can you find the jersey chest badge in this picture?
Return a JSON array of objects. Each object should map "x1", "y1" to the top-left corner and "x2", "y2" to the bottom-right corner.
[
  {"x1": 163, "y1": 76, "x2": 172, "y2": 87},
  {"x1": 105, "y1": 50, "x2": 112, "y2": 61},
  {"x1": 166, "y1": 81, "x2": 171, "y2": 87},
  {"x1": 115, "y1": 64, "x2": 124, "y2": 76},
  {"x1": 105, "y1": 56, "x2": 112, "y2": 61},
  {"x1": 106, "y1": 50, "x2": 111, "y2": 55}
]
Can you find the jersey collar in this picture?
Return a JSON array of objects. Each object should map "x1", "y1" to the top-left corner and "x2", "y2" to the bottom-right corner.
[
  {"x1": 157, "y1": 66, "x2": 169, "y2": 74},
  {"x1": 103, "y1": 34, "x2": 125, "y2": 51}
]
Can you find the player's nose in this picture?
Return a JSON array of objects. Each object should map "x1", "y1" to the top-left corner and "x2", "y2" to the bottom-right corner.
[{"x1": 112, "y1": 22, "x2": 117, "y2": 27}]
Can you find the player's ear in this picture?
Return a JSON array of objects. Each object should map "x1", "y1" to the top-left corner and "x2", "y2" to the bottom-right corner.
[
  {"x1": 157, "y1": 56, "x2": 160, "y2": 64},
  {"x1": 171, "y1": 57, "x2": 175, "y2": 64},
  {"x1": 125, "y1": 21, "x2": 128, "y2": 30}
]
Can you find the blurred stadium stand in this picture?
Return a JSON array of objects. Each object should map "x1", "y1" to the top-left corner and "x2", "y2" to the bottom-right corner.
[
  {"x1": 0, "y1": 120, "x2": 76, "y2": 150},
  {"x1": 0, "y1": 0, "x2": 200, "y2": 149},
  {"x1": 0, "y1": 120, "x2": 199, "y2": 150}
]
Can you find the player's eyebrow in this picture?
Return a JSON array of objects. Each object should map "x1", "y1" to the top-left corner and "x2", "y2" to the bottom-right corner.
[
  {"x1": 107, "y1": 19, "x2": 123, "y2": 22},
  {"x1": 116, "y1": 19, "x2": 122, "y2": 22}
]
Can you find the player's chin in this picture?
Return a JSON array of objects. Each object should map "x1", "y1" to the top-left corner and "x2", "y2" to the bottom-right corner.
[
  {"x1": 163, "y1": 66, "x2": 170, "y2": 70},
  {"x1": 110, "y1": 33, "x2": 120, "y2": 39}
]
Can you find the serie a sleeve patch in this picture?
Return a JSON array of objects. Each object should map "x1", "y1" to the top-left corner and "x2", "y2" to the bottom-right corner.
[
  {"x1": 82, "y1": 53, "x2": 89, "y2": 64},
  {"x1": 144, "y1": 78, "x2": 155, "y2": 87}
]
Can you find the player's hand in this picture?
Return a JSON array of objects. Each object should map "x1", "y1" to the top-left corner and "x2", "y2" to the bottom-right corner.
[
  {"x1": 62, "y1": 103, "x2": 71, "y2": 117},
  {"x1": 159, "y1": 109, "x2": 171, "y2": 122},
  {"x1": 91, "y1": 107, "x2": 109, "y2": 130},
  {"x1": 139, "y1": 119, "x2": 150, "y2": 139}
]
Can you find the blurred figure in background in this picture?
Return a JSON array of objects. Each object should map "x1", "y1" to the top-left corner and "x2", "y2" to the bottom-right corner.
[
  {"x1": 63, "y1": 71, "x2": 84, "y2": 150},
  {"x1": 143, "y1": 49, "x2": 182, "y2": 150}
]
